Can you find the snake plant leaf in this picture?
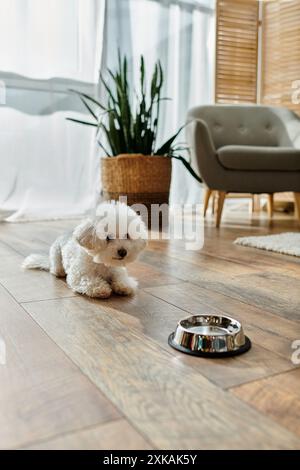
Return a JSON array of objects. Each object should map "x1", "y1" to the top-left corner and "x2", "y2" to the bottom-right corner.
[
  {"x1": 150, "y1": 64, "x2": 158, "y2": 101},
  {"x1": 68, "y1": 89, "x2": 107, "y2": 111},
  {"x1": 99, "y1": 121, "x2": 118, "y2": 156},
  {"x1": 66, "y1": 118, "x2": 98, "y2": 127},
  {"x1": 100, "y1": 72, "x2": 118, "y2": 105},
  {"x1": 123, "y1": 55, "x2": 128, "y2": 88},
  {"x1": 78, "y1": 96, "x2": 98, "y2": 121},
  {"x1": 155, "y1": 124, "x2": 186, "y2": 155},
  {"x1": 140, "y1": 55, "x2": 145, "y2": 93},
  {"x1": 97, "y1": 138, "x2": 111, "y2": 156},
  {"x1": 171, "y1": 155, "x2": 202, "y2": 183}
]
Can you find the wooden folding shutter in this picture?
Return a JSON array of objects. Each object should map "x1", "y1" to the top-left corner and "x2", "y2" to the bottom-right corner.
[
  {"x1": 261, "y1": 0, "x2": 300, "y2": 115},
  {"x1": 215, "y1": 0, "x2": 259, "y2": 103}
]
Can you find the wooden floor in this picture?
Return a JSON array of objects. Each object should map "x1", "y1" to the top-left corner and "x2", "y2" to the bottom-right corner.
[{"x1": 0, "y1": 207, "x2": 300, "y2": 449}]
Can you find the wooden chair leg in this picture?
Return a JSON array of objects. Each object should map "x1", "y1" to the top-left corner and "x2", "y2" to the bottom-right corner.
[
  {"x1": 267, "y1": 194, "x2": 274, "y2": 219},
  {"x1": 211, "y1": 192, "x2": 216, "y2": 215},
  {"x1": 250, "y1": 195, "x2": 255, "y2": 213},
  {"x1": 251, "y1": 194, "x2": 260, "y2": 213},
  {"x1": 215, "y1": 191, "x2": 226, "y2": 228},
  {"x1": 294, "y1": 192, "x2": 300, "y2": 222},
  {"x1": 203, "y1": 188, "x2": 212, "y2": 217}
]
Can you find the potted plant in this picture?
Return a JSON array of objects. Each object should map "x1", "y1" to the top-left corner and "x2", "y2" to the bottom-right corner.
[{"x1": 67, "y1": 54, "x2": 201, "y2": 213}]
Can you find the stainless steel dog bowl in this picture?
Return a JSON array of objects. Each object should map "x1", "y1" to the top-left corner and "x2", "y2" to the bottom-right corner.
[{"x1": 168, "y1": 314, "x2": 251, "y2": 357}]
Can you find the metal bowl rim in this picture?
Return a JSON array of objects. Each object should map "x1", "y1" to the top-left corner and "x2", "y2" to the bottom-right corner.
[{"x1": 177, "y1": 314, "x2": 242, "y2": 334}]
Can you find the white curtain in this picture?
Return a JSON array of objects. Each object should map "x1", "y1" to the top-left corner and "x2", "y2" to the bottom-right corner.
[
  {"x1": 101, "y1": 0, "x2": 215, "y2": 204},
  {"x1": 0, "y1": 0, "x2": 105, "y2": 221},
  {"x1": 0, "y1": 0, "x2": 214, "y2": 222}
]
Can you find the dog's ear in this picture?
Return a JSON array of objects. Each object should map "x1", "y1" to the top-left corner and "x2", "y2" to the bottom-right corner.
[{"x1": 73, "y1": 218, "x2": 96, "y2": 250}]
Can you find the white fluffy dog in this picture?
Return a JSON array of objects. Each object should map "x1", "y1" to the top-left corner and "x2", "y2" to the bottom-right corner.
[{"x1": 23, "y1": 202, "x2": 147, "y2": 298}]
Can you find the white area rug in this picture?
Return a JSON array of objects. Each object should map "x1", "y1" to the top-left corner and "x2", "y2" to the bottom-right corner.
[{"x1": 234, "y1": 232, "x2": 300, "y2": 257}]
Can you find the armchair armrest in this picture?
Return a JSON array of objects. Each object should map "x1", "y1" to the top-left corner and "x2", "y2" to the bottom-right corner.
[
  {"x1": 186, "y1": 118, "x2": 225, "y2": 189},
  {"x1": 191, "y1": 118, "x2": 216, "y2": 157}
]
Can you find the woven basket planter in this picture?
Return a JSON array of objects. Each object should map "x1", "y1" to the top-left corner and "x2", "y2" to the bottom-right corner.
[{"x1": 101, "y1": 153, "x2": 171, "y2": 209}]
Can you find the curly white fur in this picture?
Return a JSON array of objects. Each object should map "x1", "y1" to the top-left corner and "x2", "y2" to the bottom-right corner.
[{"x1": 22, "y1": 202, "x2": 147, "y2": 298}]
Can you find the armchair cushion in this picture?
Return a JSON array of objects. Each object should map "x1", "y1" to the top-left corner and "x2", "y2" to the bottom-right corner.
[{"x1": 217, "y1": 145, "x2": 300, "y2": 171}]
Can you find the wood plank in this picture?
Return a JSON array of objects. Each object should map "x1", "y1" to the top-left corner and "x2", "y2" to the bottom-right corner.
[
  {"x1": 22, "y1": 296, "x2": 300, "y2": 449},
  {"x1": 143, "y1": 282, "x2": 299, "y2": 347},
  {"x1": 23, "y1": 419, "x2": 151, "y2": 450},
  {"x1": 0, "y1": 242, "x2": 75, "y2": 303},
  {"x1": 0, "y1": 285, "x2": 119, "y2": 449},
  {"x1": 1, "y1": 213, "x2": 300, "y2": 449},
  {"x1": 127, "y1": 261, "x2": 181, "y2": 289},
  {"x1": 148, "y1": 224, "x2": 300, "y2": 274},
  {"x1": 0, "y1": 221, "x2": 78, "y2": 302},
  {"x1": 0, "y1": 228, "x2": 180, "y2": 302},
  {"x1": 142, "y1": 283, "x2": 299, "y2": 386},
  {"x1": 0, "y1": 220, "x2": 75, "y2": 256},
  {"x1": 140, "y1": 246, "x2": 300, "y2": 322},
  {"x1": 232, "y1": 370, "x2": 300, "y2": 438}
]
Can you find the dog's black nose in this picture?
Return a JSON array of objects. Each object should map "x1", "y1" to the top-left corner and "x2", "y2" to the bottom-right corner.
[{"x1": 118, "y1": 248, "x2": 127, "y2": 258}]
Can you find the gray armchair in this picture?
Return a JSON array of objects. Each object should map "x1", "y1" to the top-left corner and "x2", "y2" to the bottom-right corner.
[{"x1": 187, "y1": 104, "x2": 300, "y2": 227}]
